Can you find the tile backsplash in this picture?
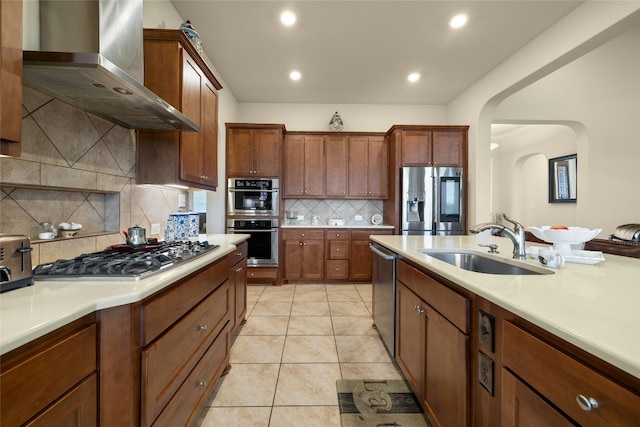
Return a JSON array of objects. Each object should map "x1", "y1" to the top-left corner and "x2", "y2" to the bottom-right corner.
[
  {"x1": 284, "y1": 199, "x2": 383, "y2": 225},
  {"x1": 0, "y1": 86, "x2": 186, "y2": 264}
]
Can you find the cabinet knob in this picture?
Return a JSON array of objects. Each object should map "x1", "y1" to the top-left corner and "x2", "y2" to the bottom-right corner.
[
  {"x1": 576, "y1": 395, "x2": 599, "y2": 411},
  {"x1": 235, "y1": 267, "x2": 243, "y2": 272},
  {"x1": 303, "y1": 242, "x2": 307, "y2": 246},
  {"x1": 250, "y1": 272, "x2": 255, "y2": 277},
  {"x1": 413, "y1": 305, "x2": 425, "y2": 315},
  {"x1": 336, "y1": 233, "x2": 340, "y2": 237},
  {"x1": 198, "y1": 380, "x2": 208, "y2": 387},
  {"x1": 336, "y1": 248, "x2": 340, "y2": 252},
  {"x1": 199, "y1": 325, "x2": 209, "y2": 332},
  {"x1": 301, "y1": 233, "x2": 305, "y2": 237},
  {"x1": 336, "y1": 267, "x2": 340, "y2": 271},
  {"x1": 299, "y1": 242, "x2": 303, "y2": 246},
  {"x1": 236, "y1": 252, "x2": 242, "y2": 256}
]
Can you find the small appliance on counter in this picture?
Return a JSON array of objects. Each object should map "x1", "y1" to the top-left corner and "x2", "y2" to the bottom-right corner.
[{"x1": 0, "y1": 234, "x2": 35, "y2": 292}]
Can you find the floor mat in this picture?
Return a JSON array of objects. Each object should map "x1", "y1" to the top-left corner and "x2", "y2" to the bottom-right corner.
[{"x1": 336, "y1": 379, "x2": 431, "y2": 427}]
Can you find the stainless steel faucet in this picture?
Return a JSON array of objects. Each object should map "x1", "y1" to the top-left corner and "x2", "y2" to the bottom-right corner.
[{"x1": 470, "y1": 213, "x2": 527, "y2": 260}]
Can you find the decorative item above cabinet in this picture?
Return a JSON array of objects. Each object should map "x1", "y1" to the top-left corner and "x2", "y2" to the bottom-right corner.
[{"x1": 137, "y1": 29, "x2": 223, "y2": 191}]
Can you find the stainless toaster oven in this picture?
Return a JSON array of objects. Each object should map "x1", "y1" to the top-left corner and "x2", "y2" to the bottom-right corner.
[{"x1": 0, "y1": 234, "x2": 34, "y2": 292}]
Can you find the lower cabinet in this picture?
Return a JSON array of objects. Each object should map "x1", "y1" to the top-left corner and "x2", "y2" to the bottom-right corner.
[
  {"x1": 282, "y1": 229, "x2": 325, "y2": 280},
  {"x1": 229, "y1": 242, "x2": 248, "y2": 336},
  {"x1": 0, "y1": 316, "x2": 98, "y2": 427},
  {"x1": 350, "y1": 229, "x2": 392, "y2": 280},
  {"x1": 395, "y1": 259, "x2": 470, "y2": 427}
]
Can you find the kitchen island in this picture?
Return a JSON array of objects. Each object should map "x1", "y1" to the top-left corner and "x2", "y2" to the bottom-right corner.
[
  {"x1": 0, "y1": 233, "x2": 249, "y2": 427},
  {"x1": 370, "y1": 234, "x2": 639, "y2": 426}
]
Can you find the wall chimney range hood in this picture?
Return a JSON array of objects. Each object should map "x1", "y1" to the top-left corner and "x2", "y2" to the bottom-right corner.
[{"x1": 22, "y1": 0, "x2": 199, "y2": 132}]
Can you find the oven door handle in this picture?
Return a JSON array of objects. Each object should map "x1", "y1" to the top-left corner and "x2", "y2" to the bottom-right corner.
[{"x1": 228, "y1": 188, "x2": 279, "y2": 193}]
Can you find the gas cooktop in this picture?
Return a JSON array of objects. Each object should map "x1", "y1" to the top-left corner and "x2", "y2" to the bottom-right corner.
[{"x1": 33, "y1": 240, "x2": 219, "y2": 281}]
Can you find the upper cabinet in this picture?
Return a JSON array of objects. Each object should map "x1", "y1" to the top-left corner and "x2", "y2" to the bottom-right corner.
[
  {"x1": 348, "y1": 135, "x2": 388, "y2": 198},
  {"x1": 137, "y1": 29, "x2": 222, "y2": 190},
  {"x1": 283, "y1": 134, "x2": 325, "y2": 198},
  {"x1": 390, "y1": 126, "x2": 468, "y2": 167},
  {"x1": 0, "y1": 0, "x2": 23, "y2": 156},
  {"x1": 226, "y1": 123, "x2": 285, "y2": 177},
  {"x1": 324, "y1": 135, "x2": 349, "y2": 197}
]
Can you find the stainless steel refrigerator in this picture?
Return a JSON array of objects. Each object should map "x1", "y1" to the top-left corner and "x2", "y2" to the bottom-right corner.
[{"x1": 401, "y1": 167, "x2": 464, "y2": 235}]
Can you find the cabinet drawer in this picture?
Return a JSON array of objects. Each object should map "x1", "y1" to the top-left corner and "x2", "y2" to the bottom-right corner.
[
  {"x1": 25, "y1": 374, "x2": 97, "y2": 427},
  {"x1": 151, "y1": 323, "x2": 231, "y2": 427},
  {"x1": 229, "y1": 242, "x2": 248, "y2": 266},
  {"x1": 142, "y1": 258, "x2": 228, "y2": 345},
  {"x1": 503, "y1": 321, "x2": 640, "y2": 426},
  {"x1": 281, "y1": 229, "x2": 324, "y2": 240},
  {"x1": 248, "y1": 267, "x2": 277, "y2": 280},
  {"x1": 328, "y1": 241, "x2": 349, "y2": 259},
  {"x1": 142, "y1": 281, "x2": 231, "y2": 424},
  {"x1": 326, "y1": 229, "x2": 349, "y2": 240},
  {"x1": 326, "y1": 260, "x2": 349, "y2": 279},
  {"x1": 351, "y1": 229, "x2": 392, "y2": 241},
  {"x1": 396, "y1": 260, "x2": 469, "y2": 333},
  {"x1": 1, "y1": 324, "x2": 97, "y2": 427}
]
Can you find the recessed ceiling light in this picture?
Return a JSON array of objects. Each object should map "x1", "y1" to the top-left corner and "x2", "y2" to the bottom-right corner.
[
  {"x1": 289, "y1": 70, "x2": 301, "y2": 81},
  {"x1": 449, "y1": 13, "x2": 469, "y2": 29},
  {"x1": 407, "y1": 73, "x2": 420, "y2": 82},
  {"x1": 280, "y1": 11, "x2": 297, "y2": 26}
]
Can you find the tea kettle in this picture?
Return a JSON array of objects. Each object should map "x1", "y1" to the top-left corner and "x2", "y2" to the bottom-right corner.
[{"x1": 123, "y1": 225, "x2": 147, "y2": 247}]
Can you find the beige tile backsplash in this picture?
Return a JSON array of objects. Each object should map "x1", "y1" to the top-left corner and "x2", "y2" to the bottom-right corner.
[{"x1": 0, "y1": 86, "x2": 187, "y2": 264}]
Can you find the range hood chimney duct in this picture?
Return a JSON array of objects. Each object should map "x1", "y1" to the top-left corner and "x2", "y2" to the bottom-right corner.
[{"x1": 22, "y1": 0, "x2": 200, "y2": 132}]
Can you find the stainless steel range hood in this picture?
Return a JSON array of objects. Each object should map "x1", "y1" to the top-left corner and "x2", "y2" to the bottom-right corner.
[{"x1": 22, "y1": 0, "x2": 199, "y2": 132}]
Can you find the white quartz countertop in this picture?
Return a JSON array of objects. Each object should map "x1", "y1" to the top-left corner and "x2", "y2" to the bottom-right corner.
[
  {"x1": 0, "y1": 234, "x2": 249, "y2": 355},
  {"x1": 281, "y1": 224, "x2": 394, "y2": 229},
  {"x1": 370, "y1": 234, "x2": 640, "y2": 379}
]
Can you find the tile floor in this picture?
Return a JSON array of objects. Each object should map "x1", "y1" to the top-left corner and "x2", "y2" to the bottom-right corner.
[{"x1": 198, "y1": 283, "x2": 403, "y2": 427}]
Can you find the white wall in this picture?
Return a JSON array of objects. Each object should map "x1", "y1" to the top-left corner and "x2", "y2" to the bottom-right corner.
[{"x1": 492, "y1": 26, "x2": 640, "y2": 235}]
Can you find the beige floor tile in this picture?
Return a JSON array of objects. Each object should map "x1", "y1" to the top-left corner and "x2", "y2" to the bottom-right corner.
[
  {"x1": 331, "y1": 316, "x2": 377, "y2": 335},
  {"x1": 326, "y1": 289, "x2": 362, "y2": 301},
  {"x1": 200, "y1": 406, "x2": 271, "y2": 426},
  {"x1": 230, "y1": 336, "x2": 285, "y2": 363},
  {"x1": 274, "y1": 363, "x2": 341, "y2": 406},
  {"x1": 293, "y1": 289, "x2": 328, "y2": 302},
  {"x1": 329, "y1": 301, "x2": 370, "y2": 316},
  {"x1": 259, "y1": 285, "x2": 296, "y2": 301},
  {"x1": 340, "y1": 362, "x2": 404, "y2": 380},
  {"x1": 211, "y1": 363, "x2": 280, "y2": 407},
  {"x1": 325, "y1": 283, "x2": 356, "y2": 291},
  {"x1": 291, "y1": 301, "x2": 331, "y2": 316},
  {"x1": 355, "y1": 285, "x2": 372, "y2": 302},
  {"x1": 251, "y1": 300, "x2": 293, "y2": 316},
  {"x1": 246, "y1": 300, "x2": 258, "y2": 316},
  {"x1": 295, "y1": 284, "x2": 326, "y2": 292},
  {"x1": 269, "y1": 406, "x2": 341, "y2": 427},
  {"x1": 287, "y1": 316, "x2": 333, "y2": 335},
  {"x1": 282, "y1": 335, "x2": 338, "y2": 363},
  {"x1": 246, "y1": 285, "x2": 265, "y2": 302},
  {"x1": 335, "y1": 335, "x2": 393, "y2": 363},
  {"x1": 363, "y1": 300, "x2": 373, "y2": 315},
  {"x1": 239, "y1": 316, "x2": 289, "y2": 336}
]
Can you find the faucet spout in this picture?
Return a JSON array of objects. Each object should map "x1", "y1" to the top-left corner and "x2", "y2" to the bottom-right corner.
[{"x1": 469, "y1": 215, "x2": 527, "y2": 260}]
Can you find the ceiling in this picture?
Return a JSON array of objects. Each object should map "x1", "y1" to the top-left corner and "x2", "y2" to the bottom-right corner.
[{"x1": 170, "y1": 1, "x2": 582, "y2": 105}]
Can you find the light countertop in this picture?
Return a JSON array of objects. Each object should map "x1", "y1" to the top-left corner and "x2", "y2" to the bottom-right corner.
[
  {"x1": 370, "y1": 234, "x2": 640, "y2": 379},
  {"x1": 0, "y1": 234, "x2": 249, "y2": 355}
]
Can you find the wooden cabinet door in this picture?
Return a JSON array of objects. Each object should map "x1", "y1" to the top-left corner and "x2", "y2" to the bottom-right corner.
[
  {"x1": 231, "y1": 258, "x2": 247, "y2": 335},
  {"x1": 395, "y1": 281, "x2": 425, "y2": 401},
  {"x1": 25, "y1": 375, "x2": 97, "y2": 427},
  {"x1": 200, "y1": 80, "x2": 218, "y2": 187},
  {"x1": 401, "y1": 131, "x2": 432, "y2": 166},
  {"x1": 424, "y1": 306, "x2": 469, "y2": 427},
  {"x1": 502, "y1": 369, "x2": 574, "y2": 427},
  {"x1": 348, "y1": 136, "x2": 368, "y2": 197},
  {"x1": 253, "y1": 129, "x2": 282, "y2": 177},
  {"x1": 284, "y1": 135, "x2": 305, "y2": 197},
  {"x1": 227, "y1": 128, "x2": 254, "y2": 177},
  {"x1": 432, "y1": 131, "x2": 465, "y2": 167},
  {"x1": 366, "y1": 136, "x2": 388, "y2": 198},
  {"x1": 302, "y1": 239, "x2": 325, "y2": 279},
  {"x1": 0, "y1": 0, "x2": 22, "y2": 154},
  {"x1": 325, "y1": 135, "x2": 348, "y2": 197},
  {"x1": 303, "y1": 136, "x2": 325, "y2": 197},
  {"x1": 283, "y1": 238, "x2": 303, "y2": 279},
  {"x1": 349, "y1": 239, "x2": 372, "y2": 281},
  {"x1": 180, "y1": 55, "x2": 204, "y2": 185}
]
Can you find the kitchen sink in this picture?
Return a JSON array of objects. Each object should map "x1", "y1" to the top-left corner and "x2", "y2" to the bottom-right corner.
[{"x1": 419, "y1": 249, "x2": 553, "y2": 275}]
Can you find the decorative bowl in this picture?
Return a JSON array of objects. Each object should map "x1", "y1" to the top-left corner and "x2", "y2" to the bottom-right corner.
[{"x1": 528, "y1": 226, "x2": 602, "y2": 254}]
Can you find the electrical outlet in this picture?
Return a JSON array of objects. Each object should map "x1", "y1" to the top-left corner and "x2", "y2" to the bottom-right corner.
[
  {"x1": 151, "y1": 223, "x2": 161, "y2": 234},
  {"x1": 296, "y1": 215, "x2": 305, "y2": 221},
  {"x1": 478, "y1": 351, "x2": 494, "y2": 395},
  {"x1": 178, "y1": 194, "x2": 186, "y2": 208},
  {"x1": 355, "y1": 215, "x2": 363, "y2": 221}
]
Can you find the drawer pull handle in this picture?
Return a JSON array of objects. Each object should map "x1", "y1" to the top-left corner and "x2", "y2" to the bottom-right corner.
[
  {"x1": 198, "y1": 380, "x2": 208, "y2": 387},
  {"x1": 413, "y1": 305, "x2": 425, "y2": 315},
  {"x1": 236, "y1": 267, "x2": 243, "y2": 272},
  {"x1": 576, "y1": 395, "x2": 598, "y2": 411},
  {"x1": 199, "y1": 325, "x2": 209, "y2": 332},
  {"x1": 236, "y1": 252, "x2": 242, "y2": 256}
]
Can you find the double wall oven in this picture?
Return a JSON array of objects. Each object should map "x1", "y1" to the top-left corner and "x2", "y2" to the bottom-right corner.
[{"x1": 227, "y1": 178, "x2": 279, "y2": 267}]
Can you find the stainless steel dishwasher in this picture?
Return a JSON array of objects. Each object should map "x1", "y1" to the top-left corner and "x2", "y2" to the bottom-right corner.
[{"x1": 370, "y1": 243, "x2": 396, "y2": 357}]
